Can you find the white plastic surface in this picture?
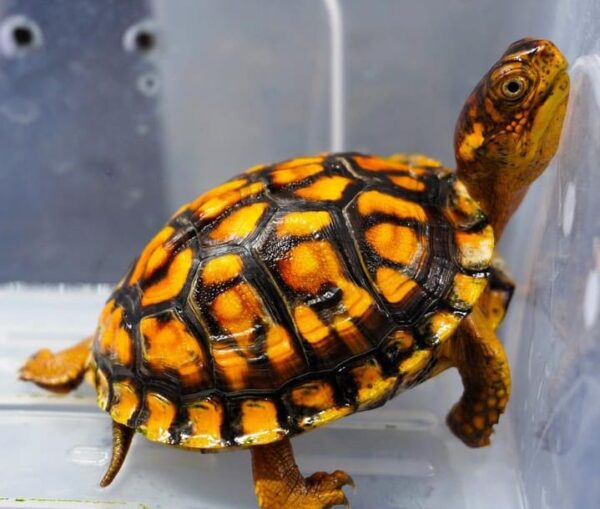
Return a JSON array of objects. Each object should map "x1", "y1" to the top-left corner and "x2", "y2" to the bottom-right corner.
[{"x1": 0, "y1": 287, "x2": 524, "y2": 509}]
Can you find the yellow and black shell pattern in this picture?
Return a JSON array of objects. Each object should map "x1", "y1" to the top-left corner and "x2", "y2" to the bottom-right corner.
[{"x1": 92, "y1": 152, "x2": 494, "y2": 449}]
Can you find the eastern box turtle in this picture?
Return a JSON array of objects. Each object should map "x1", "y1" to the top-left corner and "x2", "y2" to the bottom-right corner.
[{"x1": 20, "y1": 39, "x2": 569, "y2": 508}]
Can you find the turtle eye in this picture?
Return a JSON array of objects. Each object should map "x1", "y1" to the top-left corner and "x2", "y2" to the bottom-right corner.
[{"x1": 500, "y1": 76, "x2": 528, "y2": 100}]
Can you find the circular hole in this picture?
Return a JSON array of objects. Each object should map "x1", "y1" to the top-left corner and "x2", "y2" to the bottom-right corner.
[
  {"x1": 13, "y1": 25, "x2": 33, "y2": 47},
  {"x1": 135, "y1": 30, "x2": 155, "y2": 52},
  {"x1": 0, "y1": 15, "x2": 43, "y2": 57},
  {"x1": 123, "y1": 20, "x2": 158, "y2": 55}
]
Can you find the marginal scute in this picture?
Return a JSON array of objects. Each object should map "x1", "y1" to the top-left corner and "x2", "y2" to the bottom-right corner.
[
  {"x1": 399, "y1": 349, "x2": 432, "y2": 382},
  {"x1": 350, "y1": 356, "x2": 397, "y2": 409},
  {"x1": 418, "y1": 310, "x2": 463, "y2": 346},
  {"x1": 181, "y1": 398, "x2": 224, "y2": 449},
  {"x1": 381, "y1": 329, "x2": 416, "y2": 365},
  {"x1": 139, "y1": 391, "x2": 176, "y2": 444},
  {"x1": 96, "y1": 369, "x2": 110, "y2": 411},
  {"x1": 448, "y1": 272, "x2": 489, "y2": 311},
  {"x1": 237, "y1": 399, "x2": 286, "y2": 446},
  {"x1": 444, "y1": 179, "x2": 487, "y2": 229},
  {"x1": 97, "y1": 300, "x2": 133, "y2": 367},
  {"x1": 290, "y1": 379, "x2": 335, "y2": 409},
  {"x1": 288, "y1": 380, "x2": 351, "y2": 430},
  {"x1": 129, "y1": 226, "x2": 175, "y2": 285},
  {"x1": 109, "y1": 379, "x2": 139, "y2": 425},
  {"x1": 455, "y1": 225, "x2": 494, "y2": 271}
]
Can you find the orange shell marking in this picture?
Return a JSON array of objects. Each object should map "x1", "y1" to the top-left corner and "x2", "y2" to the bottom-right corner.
[
  {"x1": 141, "y1": 247, "x2": 194, "y2": 306},
  {"x1": 97, "y1": 301, "x2": 133, "y2": 367},
  {"x1": 140, "y1": 392, "x2": 176, "y2": 443},
  {"x1": 353, "y1": 155, "x2": 410, "y2": 173},
  {"x1": 357, "y1": 190, "x2": 427, "y2": 222},
  {"x1": 276, "y1": 210, "x2": 332, "y2": 237},
  {"x1": 193, "y1": 182, "x2": 265, "y2": 223},
  {"x1": 388, "y1": 175, "x2": 426, "y2": 192},
  {"x1": 182, "y1": 399, "x2": 224, "y2": 448},
  {"x1": 208, "y1": 202, "x2": 269, "y2": 243},
  {"x1": 201, "y1": 254, "x2": 244, "y2": 286},
  {"x1": 270, "y1": 163, "x2": 324, "y2": 186},
  {"x1": 350, "y1": 357, "x2": 397, "y2": 408},
  {"x1": 365, "y1": 223, "x2": 424, "y2": 267},
  {"x1": 295, "y1": 175, "x2": 353, "y2": 201},
  {"x1": 375, "y1": 267, "x2": 418, "y2": 304},
  {"x1": 455, "y1": 225, "x2": 494, "y2": 270},
  {"x1": 109, "y1": 379, "x2": 139, "y2": 425},
  {"x1": 140, "y1": 312, "x2": 208, "y2": 388},
  {"x1": 238, "y1": 400, "x2": 286, "y2": 445},
  {"x1": 294, "y1": 305, "x2": 330, "y2": 345},
  {"x1": 448, "y1": 272, "x2": 488, "y2": 311},
  {"x1": 129, "y1": 226, "x2": 175, "y2": 285}
]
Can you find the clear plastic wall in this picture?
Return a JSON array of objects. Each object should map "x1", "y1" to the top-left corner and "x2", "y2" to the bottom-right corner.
[{"x1": 0, "y1": 1, "x2": 598, "y2": 508}]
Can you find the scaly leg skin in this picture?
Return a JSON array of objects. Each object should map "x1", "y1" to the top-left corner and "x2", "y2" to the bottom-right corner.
[
  {"x1": 479, "y1": 256, "x2": 515, "y2": 332},
  {"x1": 251, "y1": 438, "x2": 354, "y2": 509},
  {"x1": 446, "y1": 306, "x2": 512, "y2": 447},
  {"x1": 19, "y1": 336, "x2": 93, "y2": 393}
]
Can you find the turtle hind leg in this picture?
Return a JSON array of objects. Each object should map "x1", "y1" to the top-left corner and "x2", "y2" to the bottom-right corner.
[
  {"x1": 19, "y1": 336, "x2": 93, "y2": 393},
  {"x1": 100, "y1": 421, "x2": 135, "y2": 487},
  {"x1": 251, "y1": 438, "x2": 354, "y2": 509},
  {"x1": 446, "y1": 306, "x2": 511, "y2": 448}
]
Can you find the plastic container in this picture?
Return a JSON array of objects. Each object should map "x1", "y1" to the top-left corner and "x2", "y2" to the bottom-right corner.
[{"x1": 0, "y1": 1, "x2": 598, "y2": 508}]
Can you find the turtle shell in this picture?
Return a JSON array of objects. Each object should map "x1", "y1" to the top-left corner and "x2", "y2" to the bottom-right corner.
[{"x1": 92, "y1": 152, "x2": 494, "y2": 449}]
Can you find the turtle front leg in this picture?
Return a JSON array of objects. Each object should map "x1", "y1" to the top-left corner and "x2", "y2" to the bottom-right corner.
[
  {"x1": 19, "y1": 336, "x2": 93, "y2": 393},
  {"x1": 446, "y1": 306, "x2": 511, "y2": 447},
  {"x1": 251, "y1": 438, "x2": 353, "y2": 509}
]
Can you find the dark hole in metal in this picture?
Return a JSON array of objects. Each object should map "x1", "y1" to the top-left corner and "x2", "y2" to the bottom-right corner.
[
  {"x1": 135, "y1": 30, "x2": 155, "y2": 52},
  {"x1": 13, "y1": 25, "x2": 33, "y2": 47}
]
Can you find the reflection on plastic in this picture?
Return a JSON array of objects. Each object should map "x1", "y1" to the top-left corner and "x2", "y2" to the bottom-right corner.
[{"x1": 507, "y1": 54, "x2": 600, "y2": 509}]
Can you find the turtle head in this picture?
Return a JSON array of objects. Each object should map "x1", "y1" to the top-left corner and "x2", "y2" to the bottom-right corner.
[{"x1": 454, "y1": 38, "x2": 569, "y2": 236}]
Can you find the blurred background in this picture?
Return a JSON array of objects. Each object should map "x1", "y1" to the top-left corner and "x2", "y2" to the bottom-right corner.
[{"x1": 0, "y1": 1, "x2": 598, "y2": 508}]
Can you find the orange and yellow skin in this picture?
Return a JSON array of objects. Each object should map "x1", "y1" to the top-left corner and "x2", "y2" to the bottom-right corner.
[{"x1": 19, "y1": 38, "x2": 570, "y2": 509}]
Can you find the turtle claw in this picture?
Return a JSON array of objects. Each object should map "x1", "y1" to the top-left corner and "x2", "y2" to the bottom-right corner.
[{"x1": 306, "y1": 469, "x2": 354, "y2": 508}]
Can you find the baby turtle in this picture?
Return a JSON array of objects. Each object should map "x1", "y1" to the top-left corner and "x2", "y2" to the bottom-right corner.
[{"x1": 21, "y1": 38, "x2": 569, "y2": 508}]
